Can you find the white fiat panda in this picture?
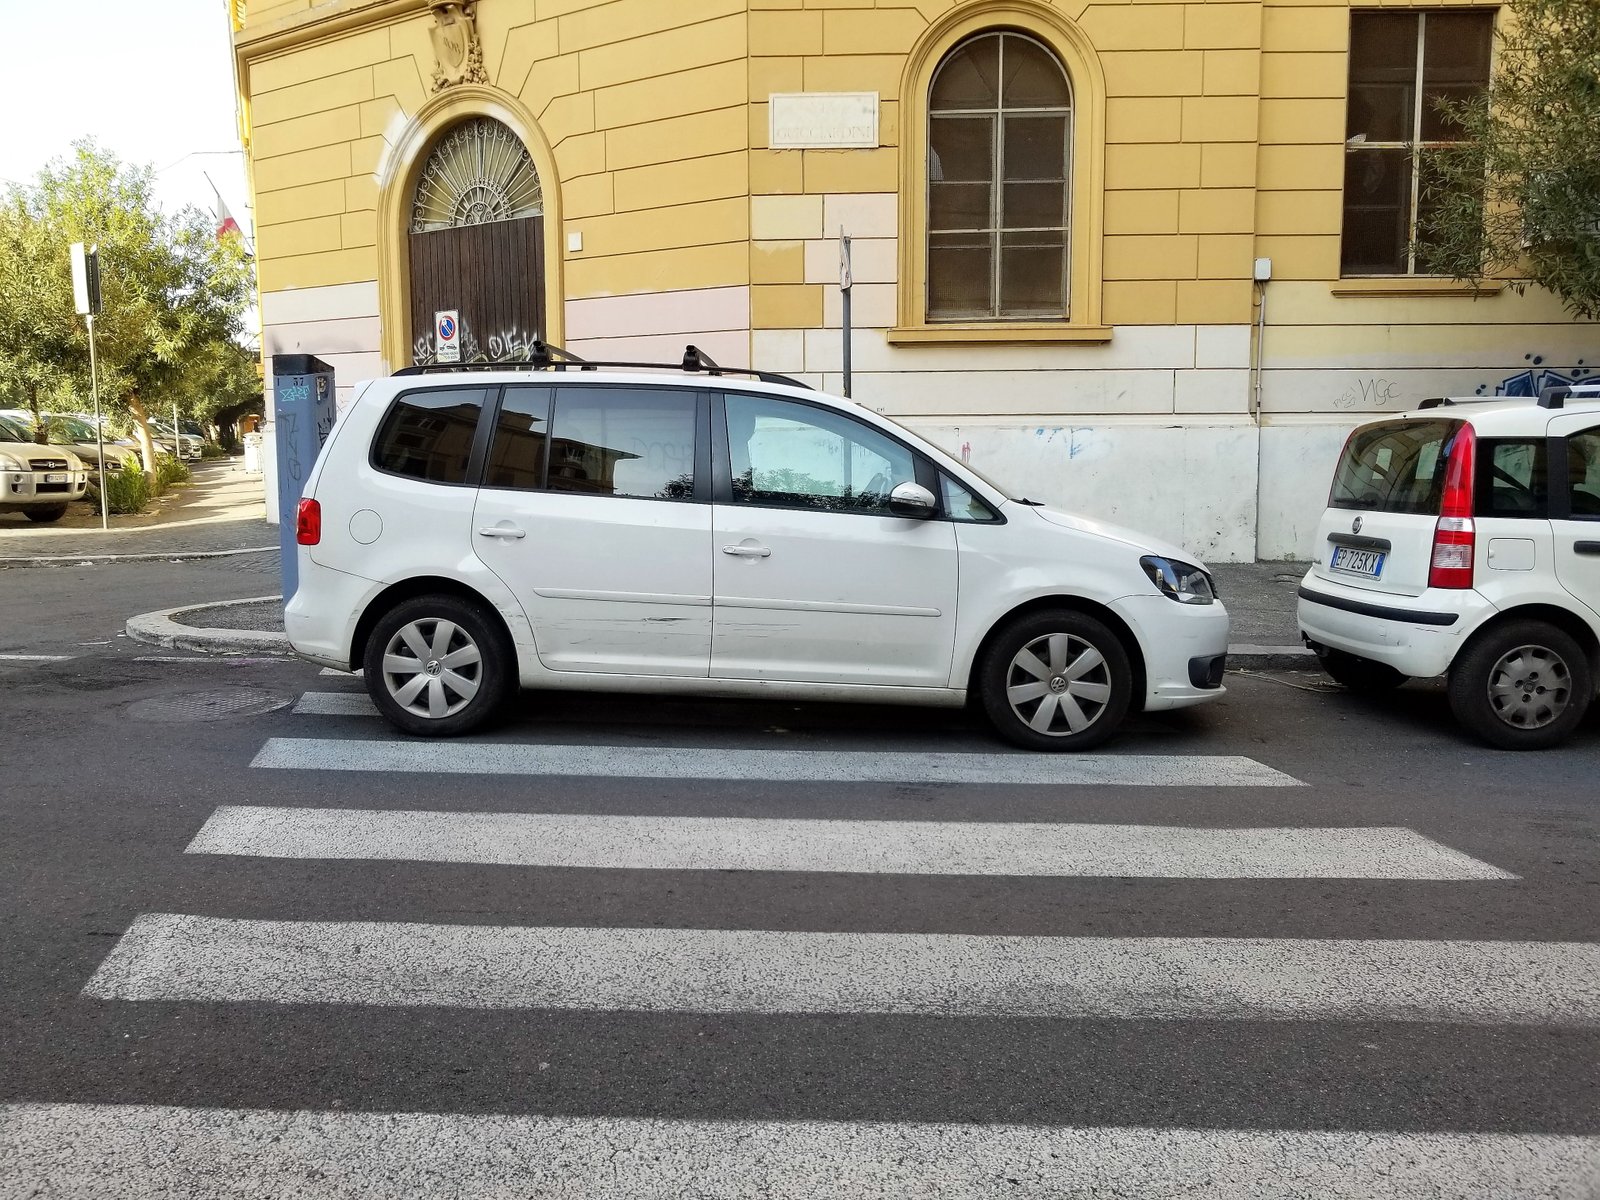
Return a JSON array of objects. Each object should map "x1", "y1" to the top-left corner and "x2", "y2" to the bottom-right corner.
[
  {"x1": 286, "y1": 351, "x2": 1230, "y2": 749},
  {"x1": 1299, "y1": 384, "x2": 1600, "y2": 749}
]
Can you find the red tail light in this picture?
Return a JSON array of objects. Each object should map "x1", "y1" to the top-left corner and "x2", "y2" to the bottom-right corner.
[
  {"x1": 1428, "y1": 426, "x2": 1476, "y2": 589},
  {"x1": 296, "y1": 497, "x2": 321, "y2": 546}
]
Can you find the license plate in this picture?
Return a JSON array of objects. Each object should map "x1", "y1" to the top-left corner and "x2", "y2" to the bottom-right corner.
[
  {"x1": 43, "y1": 473, "x2": 67, "y2": 483},
  {"x1": 1331, "y1": 546, "x2": 1385, "y2": 578}
]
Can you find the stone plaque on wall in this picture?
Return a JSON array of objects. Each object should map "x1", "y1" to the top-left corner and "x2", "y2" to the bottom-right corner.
[{"x1": 768, "y1": 93, "x2": 879, "y2": 149}]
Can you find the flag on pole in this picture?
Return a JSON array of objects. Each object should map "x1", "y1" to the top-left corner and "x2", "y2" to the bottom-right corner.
[{"x1": 216, "y1": 192, "x2": 242, "y2": 241}]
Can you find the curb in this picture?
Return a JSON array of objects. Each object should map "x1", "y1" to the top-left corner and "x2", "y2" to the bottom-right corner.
[
  {"x1": 1, "y1": 545, "x2": 277, "y2": 568},
  {"x1": 125, "y1": 595, "x2": 291, "y2": 656},
  {"x1": 1227, "y1": 644, "x2": 1315, "y2": 670}
]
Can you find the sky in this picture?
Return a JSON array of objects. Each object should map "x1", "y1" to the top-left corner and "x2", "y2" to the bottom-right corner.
[{"x1": 0, "y1": 0, "x2": 254, "y2": 242}]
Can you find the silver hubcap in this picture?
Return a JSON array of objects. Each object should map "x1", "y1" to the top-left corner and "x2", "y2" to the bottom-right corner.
[
  {"x1": 382, "y1": 618, "x2": 483, "y2": 720},
  {"x1": 1006, "y1": 633, "x2": 1113, "y2": 737},
  {"x1": 1488, "y1": 644, "x2": 1571, "y2": 730}
]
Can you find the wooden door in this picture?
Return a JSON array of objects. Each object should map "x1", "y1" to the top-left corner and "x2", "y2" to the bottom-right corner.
[{"x1": 408, "y1": 217, "x2": 544, "y2": 364}]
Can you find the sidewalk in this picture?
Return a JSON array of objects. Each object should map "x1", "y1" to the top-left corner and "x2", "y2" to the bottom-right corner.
[
  {"x1": 0, "y1": 459, "x2": 276, "y2": 564},
  {"x1": 123, "y1": 561, "x2": 1312, "y2": 667}
]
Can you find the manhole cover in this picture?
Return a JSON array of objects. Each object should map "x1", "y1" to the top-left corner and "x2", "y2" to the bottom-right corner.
[{"x1": 126, "y1": 688, "x2": 292, "y2": 723}]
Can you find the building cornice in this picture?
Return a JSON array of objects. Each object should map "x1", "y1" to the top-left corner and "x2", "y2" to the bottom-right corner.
[{"x1": 235, "y1": 0, "x2": 429, "y2": 66}]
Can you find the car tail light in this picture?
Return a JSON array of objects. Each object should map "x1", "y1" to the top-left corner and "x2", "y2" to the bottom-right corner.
[
  {"x1": 1428, "y1": 426, "x2": 1477, "y2": 589},
  {"x1": 296, "y1": 497, "x2": 321, "y2": 546}
]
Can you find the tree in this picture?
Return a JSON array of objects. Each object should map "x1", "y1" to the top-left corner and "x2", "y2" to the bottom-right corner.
[
  {"x1": 0, "y1": 142, "x2": 254, "y2": 465},
  {"x1": 1422, "y1": 0, "x2": 1600, "y2": 318},
  {"x1": 0, "y1": 192, "x2": 79, "y2": 440}
]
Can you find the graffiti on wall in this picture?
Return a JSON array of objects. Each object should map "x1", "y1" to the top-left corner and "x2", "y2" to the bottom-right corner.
[
  {"x1": 1476, "y1": 354, "x2": 1593, "y2": 397},
  {"x1": 413, "y1": 317, "x2": 543, "y2": 366}
]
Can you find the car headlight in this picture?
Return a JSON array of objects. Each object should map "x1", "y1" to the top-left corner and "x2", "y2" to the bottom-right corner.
[
  {"x1": 1140, "y1": 555, "x2": 1217, "y2": 605},
  {"x1": 0, "y1": 453, "x2": 23, "y2": 472}
]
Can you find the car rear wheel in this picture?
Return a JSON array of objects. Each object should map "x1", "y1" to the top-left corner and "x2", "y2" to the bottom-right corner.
[
  {"x1": 977, "y1": 609, "x2": 1135, "y2": 752},
  {"x1": 1447, "y1": 620, "x2": 1592, "y2": 750},
  {"x1": 1317, "y1": 648, "x2": 1407, "y2": 692},
  {"x1": 363, "y1": 594, "x2": 515, "y2": 737},
  {"x1": 23, "y1": 504, "x2": 68, "y2": 523}
]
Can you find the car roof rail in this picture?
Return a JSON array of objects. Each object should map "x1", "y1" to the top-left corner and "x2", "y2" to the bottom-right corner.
[{"x1": 391, "y1": 341, "x2": 812, "y2": 390}]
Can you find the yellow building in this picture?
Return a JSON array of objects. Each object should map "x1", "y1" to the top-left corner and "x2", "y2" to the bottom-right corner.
[{"x1": 230, "y1": 0, "x2": 1594, "y2": 560}]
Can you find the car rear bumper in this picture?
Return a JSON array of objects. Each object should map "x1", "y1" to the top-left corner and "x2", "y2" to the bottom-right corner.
[
  {"x1": 1296, "y1": 571, "x2": 1490, "y2": 678},
  {"x1": 1112, "y1": 594, "x2": 1231, "y2": 711},
  {"x1": 285, "y1": 554, "x2": 383, "y2": 670}
]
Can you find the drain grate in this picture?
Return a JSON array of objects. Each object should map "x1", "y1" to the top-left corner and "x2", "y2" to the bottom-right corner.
[{"x1": 126, "y1": 688, "x2": 292, "y2": 723}]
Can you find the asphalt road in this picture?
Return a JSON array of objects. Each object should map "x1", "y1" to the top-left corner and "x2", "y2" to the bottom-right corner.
[{"x1": 2, "y1": 561, "x2": 1598, "y2": 1197}]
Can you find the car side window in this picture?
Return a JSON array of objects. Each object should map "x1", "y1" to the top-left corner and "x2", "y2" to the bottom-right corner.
[
  {"x1": 1568, "y1": 429, "x2": 1600, "y2": 519},
  {"x1": 484, "y1": 386, "x2": 550, "y2": 491},
  {"x1": 724, "y1": 393, "x2": 916, "y2": 515},
  {"x1": 371, "y1": 387, "x2": 487, "y2": 485},
  {"x1": 941, "y1": 474, "x2": 1000, "y2": 522},
  {"x1": 547, "y1": 387, "x2": 697, "y2": 501},
  {"x1": 1476, "y1": 439, "x2": 1548, "y2": 519}
]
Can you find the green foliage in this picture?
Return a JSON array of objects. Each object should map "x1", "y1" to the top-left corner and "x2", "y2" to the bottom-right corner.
[
  {"x1": 1422, "y1": 0, "x2": 1600, "y2": 317},
  {"x1": 154, "y1": 453, "x2": 190, "y2": 494},
  {"x1": 101, "y1": 461, "x2": 150, "y2": 515},
  {"x1": 0, "y1": 141, "x2": 258, "y2": 456},
  {"x1": 199, "y1": 442, "x2": 229, "y2": 460}
]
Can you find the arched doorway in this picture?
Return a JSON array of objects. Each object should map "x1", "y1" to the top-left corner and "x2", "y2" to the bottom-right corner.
[{"x1": 408, "y1": 117, "x2": 544, "y2": 364}]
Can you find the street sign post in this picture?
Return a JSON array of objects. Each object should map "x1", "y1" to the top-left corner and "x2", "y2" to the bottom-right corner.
[
  {"x1": 71, "y1": 242, "x2": 108, "y2": 530},
  {"x1": 839, "y1": 229, "x2": 853, "y2": 398},
  {"x1": 434, "y1": 310, "x2": 461, "y2": 364}
]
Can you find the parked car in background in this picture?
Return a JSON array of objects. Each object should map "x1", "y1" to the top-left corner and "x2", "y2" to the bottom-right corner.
[
  {"x1": 147, "y1": 420, "x2": 205, "y2": 461},
  {"x1": 1299, "y1": 384, "x2": 1600, "y2": 750},
  {"x1": 0, "y1": 410, "x2": 138, "y2": 477},
  {"x1": 0, "y1": 415, "x2": 89, "y2": 522},
  {"x1": 286, "y1": 353, "x2": 1230, "y2": 747}
]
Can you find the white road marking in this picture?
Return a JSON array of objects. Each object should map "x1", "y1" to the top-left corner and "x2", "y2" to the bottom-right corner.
[
  {"x1": 294, "y1": 691, "x2": 371, "y2": 714},
  {"x1": 0, "y1": 653, "x2": 73, "y2": 662},
  {"x1": 84, "y1": 914, "x2": 1600, "y2": 1024},
  {"x1": 6, "y1": 1104, "x2": 1600, "y2": 1200},
  {"x1": 317, "y1": 667, "x2": 361, "y2": 677},
  {"x1": 186, "y1": 806, "x2": 1515, "y2": 880},
  {"x1": 249, "y1": 737, "x2": 1305, "y2": 787}
]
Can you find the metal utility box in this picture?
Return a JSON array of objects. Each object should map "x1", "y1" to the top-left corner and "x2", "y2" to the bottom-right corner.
[{"x1": 271, "y1": 354, "x2": 336, "y2": 601}]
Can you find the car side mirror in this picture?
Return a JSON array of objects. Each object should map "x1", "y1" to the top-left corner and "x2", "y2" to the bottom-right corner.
[{"x1": 888, "y1": 481, "x2": 937, "y2": 519}]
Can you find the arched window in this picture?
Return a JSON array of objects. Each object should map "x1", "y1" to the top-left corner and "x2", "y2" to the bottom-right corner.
[
  {"x1": 410, "y1": 117, "x2": 543, "y2": 233},
  {"x1": 927, "y1": 31, "x2": 1072, "y2": 322}
]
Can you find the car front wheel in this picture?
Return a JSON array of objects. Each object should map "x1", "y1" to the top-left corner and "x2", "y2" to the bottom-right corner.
[
  {"x1": 24, "y1": 504, "x2": 69, "y2": 523},
  {"x1": 363, "y1": 594, "x2": 515, "y2": 737},
  {"x1": 977, "y1": 609, "x2": 1135, "y2": 751},
  {"x1": 1447, "y1": 619, "x2": 1593, "y2": 750}
]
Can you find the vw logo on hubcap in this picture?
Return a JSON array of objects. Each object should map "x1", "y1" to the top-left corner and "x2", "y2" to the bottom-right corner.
[
  {"x1": 425, "y1": 659, "x2": 442, "y2": 677},
  {"x1": 1049, "y1": 676, "x2": 1068, "y2": 693}
]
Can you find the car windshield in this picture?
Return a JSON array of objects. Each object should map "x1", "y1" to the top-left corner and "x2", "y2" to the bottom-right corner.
[
  {"x1": 51, "y1": 416, "x2": 99, "y2": 441},
  {"x1": 866, "y1": 407, "x2": 1021, "y2": 501},
  {"x1": 0, "y1": 415, "x2": 31, "y2": 442}
]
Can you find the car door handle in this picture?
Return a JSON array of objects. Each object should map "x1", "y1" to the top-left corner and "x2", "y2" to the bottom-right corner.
[
  {"x1": 1576, "y1": 541, "x2": 1600, "y2": 556},
  {"x1": 722, "y1": 545, "x2": 771, "y2": 558},
  {"x1": 478, "y1": 526, "x2": 526, "y2": 540}
]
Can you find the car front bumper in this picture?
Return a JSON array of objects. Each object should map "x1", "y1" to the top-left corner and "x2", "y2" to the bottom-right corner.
[
  {"x1": 1112, "y1": 593, "x2": 1231, "y2": 711},
  {"x1": 1, "y1": 469, "x2": 88, "y2": 505}
]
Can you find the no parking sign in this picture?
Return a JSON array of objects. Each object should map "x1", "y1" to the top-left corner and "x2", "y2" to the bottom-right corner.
[{"x1": 434, "y1": 310, "x2": 460, "y2": 363}]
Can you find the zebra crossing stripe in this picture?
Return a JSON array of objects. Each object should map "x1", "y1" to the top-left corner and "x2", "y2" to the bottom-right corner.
[
  {"x1": 185, "y1": 806, "x2": 1514, "y2": 880},
  {"x1": 84, "y1": 914, "x2": 1600, "y2": 1024},
  {"x1": 5, "y1": 1103, "x2": 1599, "y2": 1199},
  {"x1": 248, "y1": 737, "x2": 1304, "y2": 787}
]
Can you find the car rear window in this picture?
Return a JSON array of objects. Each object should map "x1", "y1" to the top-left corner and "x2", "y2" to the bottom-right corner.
[
  {"x1": 371, "y1": 387, "x2": 487, "y2": 485},
  {"x1": 1329, "y1": 419, "x2": 1465, "y2": 514}
]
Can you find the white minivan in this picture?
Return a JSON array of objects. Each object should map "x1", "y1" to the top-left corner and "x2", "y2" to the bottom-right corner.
[
  {"x1": 1299, "y1": 386, "x2": 1600, "y2": 749},
  {"x1": 286, "y1": 353, "x2": 1229, "y2": 749}
]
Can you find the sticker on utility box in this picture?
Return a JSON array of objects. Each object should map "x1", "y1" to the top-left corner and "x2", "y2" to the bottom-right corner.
[{"x1": 434, "y1": 310, "x2": 461, "y2": 363}]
